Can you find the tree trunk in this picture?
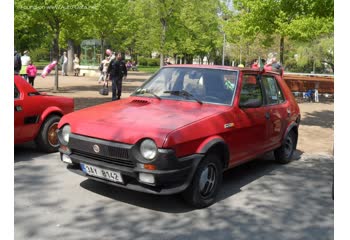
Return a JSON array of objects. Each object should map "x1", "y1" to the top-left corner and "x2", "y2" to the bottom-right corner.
[
  {"x1": 101, "y1": 38, "x2": 105, "y2": 60},
  {"x1": 280, "y1": 36, "x2": 284, "y2": 65},
  {"x1": 160, "y1": 18, "x2": 167, "y2": 67},
  {"x1": 53, "y1": 29, "x2": 60, "y2": 91},
  {"x1": 67, "y1": 39, "x2": 74, "y2": 74}
]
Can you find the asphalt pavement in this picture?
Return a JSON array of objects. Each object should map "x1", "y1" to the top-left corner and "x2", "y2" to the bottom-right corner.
[{"x1": 14, "y1": 143, "x2": 333, "y2": 240}]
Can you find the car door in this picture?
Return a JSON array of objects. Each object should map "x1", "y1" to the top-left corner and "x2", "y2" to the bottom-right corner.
[
  {"x1": 14, "y1": 82, "x2": 42, "y2": 143},
  {"x1": 14, "y1": 84, "x2": 24, "y2": 142},
  {"x1": 261, "y1": 75, "x2": 288, "y2": 149},
  {"x1": 231, "y1": 74, "x2": 269, "y2": 163}
]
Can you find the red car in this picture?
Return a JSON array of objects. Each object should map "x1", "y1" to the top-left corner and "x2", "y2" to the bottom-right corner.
[
  {"x1": 14, "y1": 75, "x2": 74, "y2": 152},
  {"x1": 57, "y1": 65, "x2": 300, "y2": 208}
]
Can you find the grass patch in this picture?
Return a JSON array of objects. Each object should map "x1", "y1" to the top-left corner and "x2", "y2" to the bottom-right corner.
[{"x1": 138, "y1": 66, "x2": 160, "y2": 74}]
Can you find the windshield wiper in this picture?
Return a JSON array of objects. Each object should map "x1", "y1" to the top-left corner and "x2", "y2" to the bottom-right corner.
[
  {"x1": 163, "y1": 90, "x2": 203, "y2": 104},
  {"x1": 134, "y1": 88, "x2": 161, "y2": 100}
]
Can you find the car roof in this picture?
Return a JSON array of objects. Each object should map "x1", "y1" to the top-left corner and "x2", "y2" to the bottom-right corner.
[
  {"x1": 163, "y1": 64, "x2": 282, "y2": 75},
  {"x1": 14, "y1": 74, "x2": 38, "y2": 92}
]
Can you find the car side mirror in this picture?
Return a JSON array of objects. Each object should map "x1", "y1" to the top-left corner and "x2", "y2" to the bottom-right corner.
[{"x1": 239, "y1": 99, "x2": 262, "y2": 108}]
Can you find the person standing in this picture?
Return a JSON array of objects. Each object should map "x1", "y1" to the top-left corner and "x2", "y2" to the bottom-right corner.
[
  {"x1": 107, "y1": 52, "x2": 127, "y2": 101},
  {"x1": 251, "y1": 59, "x2": 259, "y2": 69},
  {"x1": 20, "y1": 50, "x2": 31, "y2": 81},
  {"x1": 98, "y1": 56, "x2": 110, "y2": 84},
  {"x1": 73, "y1": 54, "x2": 80, "y2": 76},
  {"x1": 26, "y1": 61, "x2": 37, "y2": 86},
  {"x1": 60, "y1": 51, "x2": 68, "y2": 76},
  {"x1": 14, "y1": 49, "x2": 22, "y2": 75}
]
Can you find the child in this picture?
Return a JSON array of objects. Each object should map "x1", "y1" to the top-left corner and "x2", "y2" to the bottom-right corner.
[{"x1": 26, "y1": 61, "x2": 37, "y2": 86}]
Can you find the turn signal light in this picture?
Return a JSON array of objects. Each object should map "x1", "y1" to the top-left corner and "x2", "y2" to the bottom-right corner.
[
  {"x1": 137, "y1": 163, "x2": 157, "y2": 170},
  {"x1": 144, "y1": 164, "x2": 157, "y2": 170}
]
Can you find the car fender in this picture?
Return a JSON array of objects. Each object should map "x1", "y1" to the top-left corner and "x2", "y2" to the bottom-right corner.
[
  {"x1": 196, "y1": 136, "x2": 230, "y2": 169},
  {"x1": 39, "y1": 106, "x2": 63, "y2": 124},
  {"x1": 282, "y1": 122, "x2": 299, "y2": 147}
]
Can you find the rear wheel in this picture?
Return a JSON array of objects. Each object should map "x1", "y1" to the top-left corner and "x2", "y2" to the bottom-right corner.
[
  {"x1": 274, "y1": 130, "x2": 296, "y2": 164},
  {"x1": 182, "y1": 153, "x2": 222, "y2": 208},
  {"x1": 35, "y1": 115, "x2": 61, "y2": 153}
]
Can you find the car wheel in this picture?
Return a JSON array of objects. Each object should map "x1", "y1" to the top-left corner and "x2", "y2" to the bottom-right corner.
[
  {"x1": 182, "y1": 153, "x2": 222, "y2": 208},
  {"x1": 274, "y1": 130, "x2": 296, "y2": 164},
  {"x1": 35, "y1": 115, "x2": 61, "y2": 153}
]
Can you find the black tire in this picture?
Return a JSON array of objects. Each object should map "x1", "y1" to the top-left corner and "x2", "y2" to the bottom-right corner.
[
  {"x1": 182, "y1": 153, "x2": 223, "y2": 208},
  {"x1": 274, "y1": 130, "x2": 296, "y2": 164},
  {"x1": 35, "y1": 115, "x2": 61, "y2": 153}
]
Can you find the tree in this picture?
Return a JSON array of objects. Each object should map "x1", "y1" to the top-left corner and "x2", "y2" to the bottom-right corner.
[
  {"x1": 15, "y1": 0, "x2": 94, "y2": 90},
  {"x1": 231, "y1": 0, "x2": 334, "y2": 64}
]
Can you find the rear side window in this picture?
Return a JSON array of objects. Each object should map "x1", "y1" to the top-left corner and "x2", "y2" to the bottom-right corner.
[
  {"x1": 261, "y1": 76, "x2": 285, "y2": 105},
  {"x1": 14, "y1": 84, "x2": 20, "y2": 99},
  {"x1": 239, "y1": 74, "x2": 263, "y2": 106}
]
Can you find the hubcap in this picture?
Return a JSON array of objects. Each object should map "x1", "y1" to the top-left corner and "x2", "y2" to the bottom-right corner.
[
  {"x1": 199, "y1": 163, "x2": 216, "y2": 197},
  {"x1": 48, "y1": 122, "x2": 59, "y2": 147}
]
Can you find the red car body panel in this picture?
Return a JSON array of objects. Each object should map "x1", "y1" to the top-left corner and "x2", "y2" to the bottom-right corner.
[
  {"x1": 58, "y1": 96, "x2": 230, "y2": 147},
  {"x1": 14, "y1": 75, "x2": 74, "y2": 144}
]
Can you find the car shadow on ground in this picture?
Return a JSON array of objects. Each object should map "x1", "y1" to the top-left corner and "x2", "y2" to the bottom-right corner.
[
  {"x1": 79, "y1": 151, "x2": 302, "y2": 213},
  {"x1": 14, "y1": 142, "x2": 46, "y2": 163}
]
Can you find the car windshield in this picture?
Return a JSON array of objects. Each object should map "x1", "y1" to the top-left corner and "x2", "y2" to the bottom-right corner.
[{"x1": 132, "y1": 67, "x2": 238, "y2": 105}]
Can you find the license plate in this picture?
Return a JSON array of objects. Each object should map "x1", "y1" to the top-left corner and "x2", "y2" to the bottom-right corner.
[{"x1": 80, "y1": 163, "x2": 124, "y2": 183}]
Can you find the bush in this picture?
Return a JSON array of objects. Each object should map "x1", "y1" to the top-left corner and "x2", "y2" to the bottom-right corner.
[
  {"x1": 137, "y1": 57, "x2": 159, "y2": 66},
  {"x1": 30, "y1": 48, "x2": 50, "y2": 62},
  {"x1": 138, "y1": 57, "x2": 148, "y2": 66},
  {"x1": 147, "y1": 58, "x2": 160, "y2": 66}
]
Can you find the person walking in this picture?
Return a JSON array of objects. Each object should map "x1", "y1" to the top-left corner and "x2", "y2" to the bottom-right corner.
[
  {"x1": 14, "y1": 49, "x2": 22, "y2": 75},
  {"x1": 60, "y1": 51, "x2": 68, "y2": 76},
  {"x1": 73, "y1": 54, "x2": 80, "y2": 76},
  {"x1": 107, "y1": 52, "x2": 127, "y2": 101},
  {"x1": 98, "y1": 56, "x2": 110, "y2": 84},
  {"x1": 20, "y1": 50, "x2": 31, "y2": 81},
  {"x1": 26, "y1": 61, "x2": 37, "y2": 86}
]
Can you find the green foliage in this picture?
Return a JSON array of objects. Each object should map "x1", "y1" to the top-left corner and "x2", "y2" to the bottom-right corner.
[
  {"x1": 231, "y1": 0, "x2": 334, "y2": 64},
  {"x1": 15, "y1": 0, "x2": 334, "y2": 74},
  {"x1": 138, "y1": 57, "x2": 160, "y2": 67},
  {"x1": 29, "y1": 47, "x2": 50, "y2": 62}
]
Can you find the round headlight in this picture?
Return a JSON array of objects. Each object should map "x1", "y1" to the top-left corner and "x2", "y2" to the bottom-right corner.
[
  {"x1": 62, "y1": 125, "x2": 71, "y2": 144},
  {"x1": 140, "y1": 139, "x2": 157, "y2": 160}
]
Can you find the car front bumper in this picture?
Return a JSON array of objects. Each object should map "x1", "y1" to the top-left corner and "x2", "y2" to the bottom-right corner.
[{"x1": 59, "y1": 134, "x2": 203, "y2": 195}]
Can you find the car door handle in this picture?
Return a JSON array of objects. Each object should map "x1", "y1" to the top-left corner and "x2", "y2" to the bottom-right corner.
[
  {"x1": 265, "y1": 112, "x2": 270, "y2": 119},
  {"x1": 15, "y1": 105, "x2": 23, "y2": 112}
]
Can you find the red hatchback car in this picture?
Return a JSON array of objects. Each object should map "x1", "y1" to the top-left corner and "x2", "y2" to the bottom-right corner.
[
  {"x1": 14, "y1": 75, "x2": 74, "y2": 152},
  {"x1": 57, "y1": 65, "x2": 300, "y2": 208}
]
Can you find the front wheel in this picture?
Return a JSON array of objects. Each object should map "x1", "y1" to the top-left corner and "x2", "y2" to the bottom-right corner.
[
  {"x1": 35, "y1": 115, "x2": 61, "y2": 153},
  {"x1": 274, "y1": 130, "x2": 297, "y2": 164},
  {"x1": 182, "y1": 153, "x2": 222, "y2": 208}
]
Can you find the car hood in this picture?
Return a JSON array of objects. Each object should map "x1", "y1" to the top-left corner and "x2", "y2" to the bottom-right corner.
[{"x1": 59, "y1": 97, "x2": 229, "y2": 147}]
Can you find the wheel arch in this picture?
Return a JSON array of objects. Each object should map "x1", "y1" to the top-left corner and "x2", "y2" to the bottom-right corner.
[
  {"x1": 40, "y1": 107, "x2": 64, "y2": 124},
  {"x1": 284, "y1": 122, "x2": 299, "y2": 149},
  {"x1": 197, "y1": 137, "x2": 230, "y2": 170}
]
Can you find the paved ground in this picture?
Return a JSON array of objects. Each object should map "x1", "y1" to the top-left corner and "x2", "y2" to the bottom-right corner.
[{"x1": 14, "y1": 71, "x2": 334, "y2": 240}]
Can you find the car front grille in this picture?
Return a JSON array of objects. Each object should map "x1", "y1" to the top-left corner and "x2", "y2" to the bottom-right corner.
[{"x1": 69, "y1": 134, "x2": 135, "y2": 168}]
